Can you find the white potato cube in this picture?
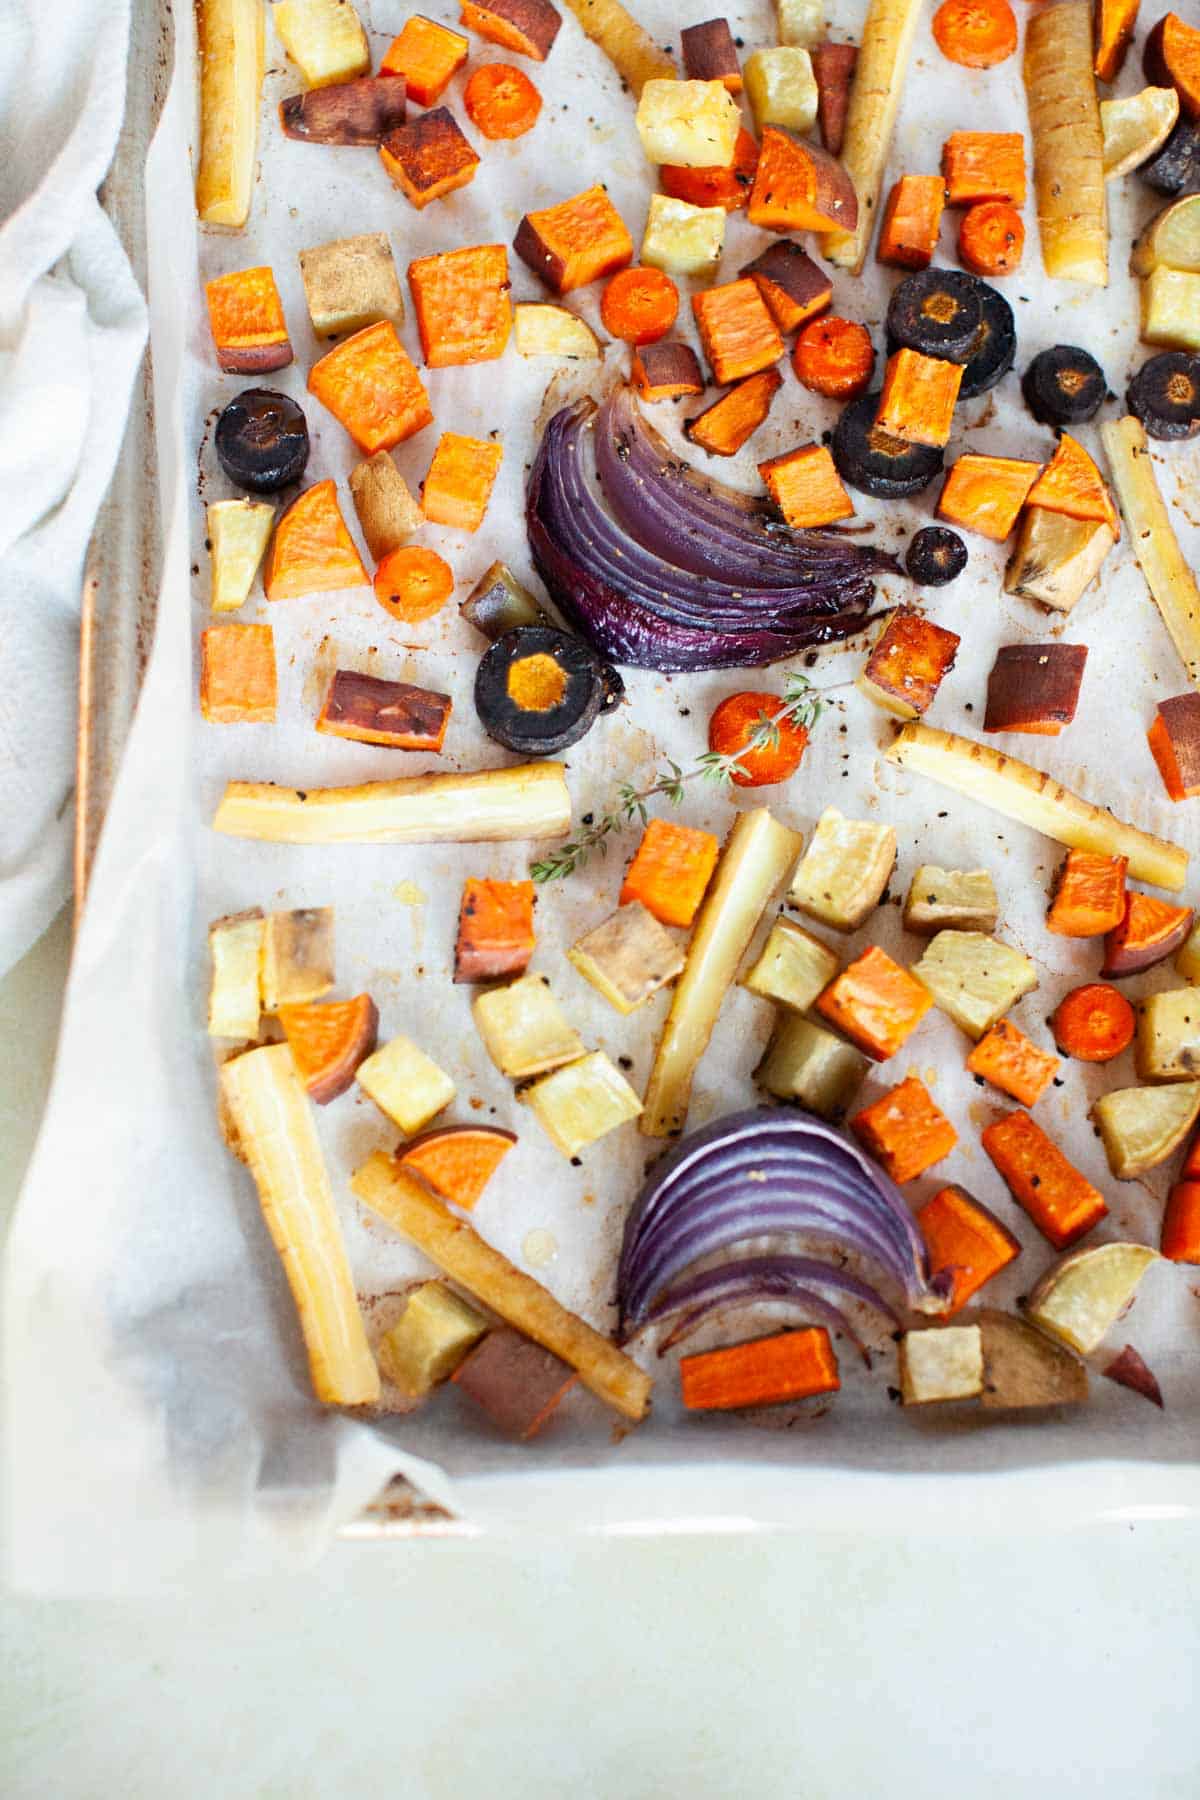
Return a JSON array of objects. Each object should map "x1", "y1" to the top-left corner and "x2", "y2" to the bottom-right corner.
[
  {"x1": 521, "y1": 1051, "x2": 643, "y2": 1157},
  {"x1": 1136, "y1": 989, "x2": 1200, "y2": 1082},
  {"x1": 207, "y1": 909, "x2": 266, "y2": 1039},
  {"x1": 743, "y1": 917, "x2": 840, "y2": 1012},
  {"x1": 377, "y1": 1283, "x2": 487, "y2": 1398},
  {"x1": 260, "y1": 907, "x2": 334, "y2": 1012},
  {"x1": 912, "y1": 930, "x2": 1037, "y2": 1040},
  {"x1": 776, "y1": 0, "x2": 826, "y2": 47},
  {"x1": 207, "y1": 499, "x2": 274, "y2": 613},
  {"x1": 635, "y1": 78, "x2": 742, "y2": 169},
  {"x1": 903, "y1": 866, "x2": 999, "y2": 936},
  {"x1": 298, "y1": 233, "x2": 404, "y2": 339},
  {"x1": 743, "y1": 47, "x2": 818, "y2": 134},
  {"x1": 641, "y1": 194, "x2": 726, "y2": 277},
  {"x1": 900, "y1": 1326, "x2": 984, "y2": 1405},
  {"x1": 1140, "y1": 267, "x2": 1200, "y2": 352},
  {"x1": 789, "y1": 807, "x2": 896, "y2": 932},
  {"x1": 755, "y1": 1013, "x2": 868, "y2": 1119},
  {"x1": 568, "y1": 903, "x2": 684, "y2": 1014},
  {"x1": 273, "y1": 0, "x2": 369, "y2": 88},
  {"x1": 356, "y1": 1035, "x2": 456, "y2": 1135},
  {"x1": 513, "y1": 303, "x2": 603, "y2": 360},
  {"x1": 472, "y1": 974, "x2": 584, "y2": 1079}
]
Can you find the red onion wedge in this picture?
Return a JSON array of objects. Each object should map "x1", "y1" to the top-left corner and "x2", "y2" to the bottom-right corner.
[{"x1": 651, "y1": 1256, "x2": 902, "y2": 1361}]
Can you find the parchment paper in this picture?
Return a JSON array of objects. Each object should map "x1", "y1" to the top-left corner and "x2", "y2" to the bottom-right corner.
[{"x1": 6, "y1": 0, "x2": 1200, "y2": 1592}]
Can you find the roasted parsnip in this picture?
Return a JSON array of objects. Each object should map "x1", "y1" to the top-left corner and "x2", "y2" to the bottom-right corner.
[
  {"x1": 819, "y1": 0, "x2": 924, "y2": 272},
  {"x1": 557, "y1": 0, "x2": 677, "y2": 95},
  {"x1": 1101, "y1": 416, "x2": 1200, "y2": 693},
  {"x1": 1023, "y1": 1, "x2": 1108, "y2": 285},
  {"x1": 195, "y1": 0, "x2": 265, "y2": 228},
  {"x1": 213, "y1": 763, "x2": 571, "y2": 844}
]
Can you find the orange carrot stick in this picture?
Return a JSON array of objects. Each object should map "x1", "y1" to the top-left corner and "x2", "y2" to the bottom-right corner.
[
  {"x1": 1162, "y1": 1181, "x2": 1200, "y2": 1263},
  {"x1": 981, "y1": 1109, "x2": 1107, "y2": 1249},
  {"x1": 679, "y1": 1326, "x2": 840, "y2": 1410}
]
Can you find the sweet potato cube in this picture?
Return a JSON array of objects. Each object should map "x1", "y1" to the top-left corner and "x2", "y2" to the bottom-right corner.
[
  {"x1": 264, "y1": 480, "x2": 368, "y2": 600},
  {"x1": 632, "y1": 339, "x2": 704, "y2": 399},
  {"x1": 348, "y1": 452, "x2": 422, "y2": 560},
  {"x1": 851, "y1": 1074, "x2": 957, "y2": 1183},
  {"x1": 298, "y1": 233, "x2": 404, "y2": 340},
  {"x1": 513, "y1": 185, "x2": 634, "y2": 293},
  {"x1": 815, "y1": 946, "x2": 934, "y2": 1062},
  {"x1": 937, "y1": 453, "x2": 1041, "y2": 542},
  {"x1": 620, "y1": 818, "x2": 720, "y2": 928},
  {"x1": 877, "y1": 175, "x2": 946, "y2": 271},
  {"x1": 279, "y1": 76, "x2": 408, "y2": 146},
  {"x1": 681, "y1": 18, "x2": 742, "y2": 89},
  {"x1": 984, "y1": 643, "x2": 1088, "y2": 736},
  {"x1": 917, "y1": 1186, "x2": 1020, "y2": 1317},
  {"x1": 692, "y1": 277, "x2": 784, "y2": 384},
  {"x1": 660, "y1": 126, "x2": 759, "y2": 212},
  {"x1": 686, "y1": 369, "x2": 781, "y2": 457},
  {"x1": 205, "y1": 266, "x2": 291, "y2": 374},
  {"x1": 857, "y1": 607, "x2": 960, "y2": 720},
  {"x1": 1148, "y1": 693, "x2": 1200, "y2": 801},
  {"x1": 1025, "y1": 433, "x2": 1119, "y2": 532},
  {"x1": 758, "y1": 443, "x2": 853, "y2": 527},
  {"x1": 421, "y1": 432, "x2": 503, "y2": 533},
  {"x1": 1046, "y1": 849, "x2": 1128, "y2": 937},
  {"x1": 277, "y1": 994, "x2": 379, "y2": 1104},
  {"x1": 747, "y1": 126, "x2": 858, "y2": 234},
  {"x1": 408, "y1": 244, "x2": 512, "y2": 367},
  {"x1": 308, "y1": 322, "x2": 432, "y2": 455},
  {"x1": 200, "y1": 623, "x2": 277, "y2": 723},
  {"x1": 455, "y1": 878, "x2": 536, "y2": 982},
  {"x1": 635, "y1": 77, "x2": 742, "y2": 169},
  {"x1": 941, "y1": 131, "x2": 1026, "y2": 205},
  {"x1": 451, "y1": 1327, "x2": 577, "y2": 1438},
  {"x1": 459, "y1": 0, "x2": 561, "y2": 61},
  {"x1": 739, "y1": 240, "x2": 832, "y2": 333},
  {"x1": 966, "y1": 1017, "x2": 1059, "y2": 1106},
  {"x1": 380, "y1": 16, "x2": 469, "y2": 104},
  {"x1": 380, "y1": 107, "x2": 480, "y2": 210},
  {"x1": 316, "y1": 670, "x2": 451, "y2": 750},
  {"x1": 981, "y1": 1110, "x2": 1107, "y2": 1249},
  {"x1": 876, "y1": 348, "x2": 963, "y2": 449}
]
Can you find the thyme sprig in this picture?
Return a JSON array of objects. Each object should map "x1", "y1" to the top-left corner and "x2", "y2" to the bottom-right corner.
[{"x1": 531, "y1": 671, "x2": 830, "y2": 884}]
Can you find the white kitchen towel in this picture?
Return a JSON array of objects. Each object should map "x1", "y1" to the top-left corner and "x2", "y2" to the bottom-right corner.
[{"x1": 0, "y1": 0, "x2": 147, "y2": 975}]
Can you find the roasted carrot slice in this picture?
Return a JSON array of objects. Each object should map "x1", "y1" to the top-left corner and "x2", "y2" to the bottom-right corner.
[
  {"x1": 600, "y1": 266, "x2": 679, "y2": 344},
  {"x1": 373, "y1": 546, "x2": 454, "y2": 622},
  {"x1": 399, "y1": 1124, "x2": 517, "y2": 1211},
  {"x1": 707, "y1": 690, "x2": 809, "y2": 786},
  {"x1": 1050, "y1": 983, "x2": 1135, "y2": 1061},
  {"x1": 278, "y1": 994, "x2": 380, "y2": 1103},
  {"x1": 958, "y1": 200, "x2": 1025, "y2": 276},
  {"x1": 464, "y1": 62, "x2": 542, "y2": 138},
  {"x1": 932, "y1": 0, "x2": 1018, "y2": 68},
  {"x1": 793, "y1": 315, "x2": 875, "y2": 398}
]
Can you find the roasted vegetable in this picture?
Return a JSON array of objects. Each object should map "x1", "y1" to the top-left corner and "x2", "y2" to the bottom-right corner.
[
  {"x1": 1101, "y1": 85, "x2": 1180, "y2": 179},
  {"x1": 984, "y1": 642, "x2": 1088, "y2": 736},
  {"x1": 1162, "y1": 1179, "x2": 1200, "y2": 1261},
  {"x1": 748, "y1": 127, "x2": 858, "y2": 234},
  {"x1": 205, "y1": 267, "x2": 291, "y2": 373},
  {"x1": 876, "y1": 348, "x2": 963, "y2": 448},
  {"x1": 812, "y1": 41, "x2": 857, "y2": 154},
  {"x1": 1021, "y1": 345, "x2": 1107, "y2": 427},
  {"x1": 904, "y1": 526, "x2": 968, "y2": 586},
  {"x1": 514, "y1": 185, "x2": 633, "y2": 293},
  {"x1": 213, "y1": 763, "x2": 572, "y2": 844},
  {"x1": 755, "y1": 1013, "x2": 868, "y2": 1118},
  {"x1": 1101, "y1": 415, "x2": 1200, "y2": 690},
  {"x1": 1026, "y1": 432, "x2": 1119, "y2": 532},
  {"x1": 958, "y1": 200, "x2": 1025, "y2": 275},
  {"x1": 660, "y1": 126, "x2": 759, "y2": 213},
  {"x1": 206, "y1": 499, "x2": 275, "y2": 612},
  {"x1": 200, "y1": 622, "x2": 276, "y2": 723},
  {"x1": 686, "y1": 370, "x2": 782, "y2": 458},
  {"x1": 635, "y1": 77, "x2": 742, "y2": 168},
  {"x1": 1052, "y1": 981, "x2": 1135, "y2": 1061},
  {"x1": 1143, "y1": 11, "x2": 1200, "y2": 114},
  {"x1": 899, "y1": 1326, "x2": 984, "y2": 1404},
  {"x1": 1003, "y1": 506, "x2": 1115, "y2": 614},
  {"x1": 937, "y1": 454, "x2": 1040, "y2": 543},
  {"x1": 790, "y1": 807, "x2": 896, "y2": 931},
  {"x1": 421, "y1": 433, "x2": 503, "y2": 533},
  {"x1": 280, "y1": 76, "x2": 406, "y2": 145},
  {"x1": 298, "y1": 233, "x2": 404, "y2": 340},
  {"x1": 640, "y1": 196, "x2": 725, "y2": 279},
  {"x1": 408, "y1": 245, "x2": 513, "y2": 368},
  {"x1": 1140, "y1": 265, "x2": 1200, "y2": 349},
  {"x1": 473, "y1": 973, "x2": 584, "y2": 1079},
  {"x1": 356, "y1": 1034, "x2": 456, "y2": 1134},
  {"x1": 941, "y1": 130, "x2": 1026, "y2": 205},
  {"x1": 460, "y1": 0, "x2": 562, "y2": 60},
  {"x1": 681, "y1": 17, "x2": 742, "y2": 87},
  {"x1": 852, "y1": 1074, "x2": 957, "y2": 1183},
  {"x1": 379, "y1": 108, "x2": 480, "y2": 211},
  {"x1": 743, "y1": 916, "x2": 840, "y2": 1012},
  {"x1": 758, "y1": 444, "x2": 854, "y2": 528},
  {"x1": 373, "y1": 545, "x2": 454, "y2": 624},
  {"x1": 260, "y1": 907, "x2": 334, "y2": 1013},
  {"x1": 932, "y1": 0, "x2": 1016, "y2": 68},
  {"x1": 464, "y1": 62, "x2": 543, "y2": 139},
  {"x1": 1102, "y1": 1345, "x2": 1164, "y2": 1406},
  {"x1": 308, "y1": 322, "x2": 432, "y2": 455},
  {"x1": 816, "y1": 945, "x2": 933, "y2": 1061},
  {"x1": 903, "y1": 865, "x2": 998, "y2": 935},
  {"x1": 557, "y1": 0, "x2": 675, "y2": 93},
  {"x1": 1127, "y1": 351, "x2": 1200, "y2": 438},
  {"x1": 777, "y1": 0, "x2": 825, "y2": 47},
  {"x1": 1102, "y1": 890, "x2": 1194, "y2": 975},
  {"x1": 977, "y1": 1307, "x2": 1087, "y2": 1408},
  {"x1": 956, "y1": 279, "x2": 1016, "y2": 397},
  {"x1": 278, "y1": 994, "x2": 378, "y2": 1104},
  {"x1": 600, "y1": 267, "x2": 679, "y2": 345},
  {"x1": 454, "y1": 878, "x2": 536, "y2": 983},
  {"x1": 832, "y1": 392, "x2": 944, "y2": 498},
  {"x1": 1139, "y1": 115, "x2": 1200, "y2": 193},
  {"x1": 474, "y1": 627, "x2": 606, "y2": 756},
  {"x1": 452, "y1": 1330, "x2": 577, "y2": 1438},
  {"x1": 982, "y1": 1110, "x2": 1107, "y2": 1248},
  {"x1": 912, "y1": 929, "x2": 1037, "y2": 1040},
  {"x1": 460, "y1": 564, "x2": 545, "y2": 643},
  {"x1": 273, "y1": 0, "x2": 369, "y2": 87},
  {"x1": 692, "y1": 277, "x2": 784, "y2": 384},
  {"x1": 917, "y1": 1188, "x2": 1020, "y2": 1316},
  {"x1": 1095, "y1": 0, "x2": 1141, "y2": 83},
  {"x1": 820, "y1": 0, "x2": 923, "y2": 271},
  {"x1": 622, "y1": 823, "x2": 721, "y2": 933},
  {"x1": 740, "y1": 241, "x2": 832, "y2": 333},
  {"x1": 680, "y1": 1326, "x2": 840, "y2": 1411},
  {"x1": 264, "y1": 480, "x2": 367, "y2": 601},
  {"x1": 885, "y1": 268, "x2": 983, "y2": 363},
  {"x1": 1024, "y1": 1, "x2": 1108, "y2": 285},
  {"x1": 195, "y1": 0, "x2": 264, "y2": 228},
  {"x1": 214, "y1": 389, "x2": 308, "y2": 496},
  {"x1": 1136, "y1": 988, "x2": 1200, "y2": 1080},
  {"x1": 707, "y1": 691, "x2": 810, "y2": 787},
  {"x1": 207, "y1": 910, "x2": 266, "y2": 1040},
  {"x1": 1149, "y1": 691, "x2": 1200, "y2": 799},
  {"x1": 316, "y1": 671, "x2": 451, "y2": 752},
  {"x1": 857, "y1": 606, "x2": 961, "y2": 716},
  {"x1": 878, "y1": 175, "x2": 946, "y2": 270},
  {"x1": 1130, "y1": 194, "x2": 1200, "y2": 274},
  {"x1": 347, "y1": 452, "x2": 420, "y2": 560},
  {"x1": 743, "y1": 47, "x2": 818, "y2": 134},
  {"x1": 568, "y1": 902, "x2": 684, "y2": 1014},
  {"x1": 1046, "y1": 849, "x2": 1128, "y2": 937},
  {"x1": 380, "y1": 16, "x2": 468, "y2": 102},
  {"x1": 513, "y1": 302, "x2": 602, "y2": 360},
  {"x1": 1027, "y1": 1243, "x2": 1157, "y2": 1353},
  {"x1": 1095, "y1": 1080, "x2": 1200, "y2": 1174},
  {"x1": 376, "y1": 1283, "x2": 488, "y2": 1399},
  {"x1": 793, "y1": 316, "x2": 876, "y2": 398},
  {"x1": 522, "y1": 1051, "x2": 644, "y2": 1157},
  {"x1": 398, "y1": 1126, "x2": 516, "y2": 1213},
  {"x1": 632, "y1": 339, "x2": 705, "y2": 399},
  {"x1": 966, "y1": 1018, "x2": 1059, "y2": 1107}
]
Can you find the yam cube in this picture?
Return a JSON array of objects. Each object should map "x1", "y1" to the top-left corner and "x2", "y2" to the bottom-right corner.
[
  {"x1": 941, "y1": 131, "x2": 1026, "y2": 205},
  {"x1": 744, "y1": 916, "x2": 840, "y2": 1012},
  {"x1": 685, "y1": 370, "x2": 782, "y2": 458},
  {"x1": 978, "y1": 1309, "x2": 1088, "y2": 1408},
  {"x1": 816, "y1": 946, "x2": 933, "y2": 1061},
  {"x1": 878, "y1": 175, "x2": 946, "y2": 271},
  {"x1": 513, "y1": 303, "x2": 602, "y2": 359},
  {"x1": 308, "y1": 323, "x2": 432, "y2": 455},
  {"x1": 913, "y1": 931, "x2": 1037, "y2": 1040},
  {"x1": 1141, "y1": 268, "x2": 1200, "y2": 352},
  {"x1": 937, "y1": 454, "x2": 1041, "y2": 543},
  {"x1": 451, "y1": 1327, "x2": 577, "y2": 1437},
  {"x1": 316, "y1": 670, "x2": 452, "y2": 751},
  {"x1": 408, "y1": 244, "x2": 513, "y2": 368},
  {"x1": 632, "y1": 339, "x2": 705, "y2": 399},
  {"x1": 743, "y1": 47, "x2": 818, "y2": 134},
  {"x1": 899, "y1": 1326, "x2": 984, "y2": 1404},
  {"x1": 513, "y1": 185, "x2": 634, "y2": 293},
  {"x1": 876, "y1": 348, "x2": 963, "y2": 448},
  {"x1": 634, "y1": 77, "x2": 742, "y2": 169},
  {"x1": 377, "y1": 1282, "x2": 488, "y2": 1398},
  {"x1": 204, "y1": 266, "x2": 291, "y2": 374},
  {"x1": 857, "y1": 607, "x2": 960, "y2": 720},
  {"x1": 348, "y1": 452, "x2": 422, "y2": 561},
  {"x1": 747, "y1": 127, "x2": 858, "y2": 233},
  {"x1": 966, "y1": 1017, "x2": 1059, "y2": 1106},
  {"x1": 759, "y1": 444, "x2": 852, "y2": 528},
  {"x1": 740, "y1": 241, "x2": 832, "y2": 334},
  {"x1": 1046, "y1": 849, "x2": 1127, "y2": 937},
  {"x1": 459, "y1": 0, "x2": 561, "y2": 61},
  {"x1": 200, "y1": 623, "x2": 276, "y2": 724},
  {"x1": 298, "y1": 233, "x2": 404, "y2": 340},
  {"x1": 380, "y1": 108, "x2": 480, "y2": 211},
  {"x1": 421, "y1": 432, "x2": 503, "y2": 533},
  {"x1": 356, "y1": 1035, "x2": 456, "y2": 1134},
  {"x1": 521, "y1": 1051, "x2": 643, "y2": 1157},
  {"x1": 620, "y1": 818, "x2": 720, "y2": 928},
  {"x1": 568, "y1": 903, "x2": 685, "y2": 1014},
  {"x1": 206, "y1": 498, "x2": 274, "y2": 612},
  {"x1": 263, "y1": 480, "x2": 369, "y2": 600},
  {"x1": 681, "y1": 18, "x2": 742, "y2": 90},
  {"x1": 472, "y1": 973, "x2": 584, "y2": 1078},
  {"x1": 455, "y1": 878, "x2": 536, "y2": 983},
  {"x1": 984, "y1": 643, "x2": 1088, "y2": 736},
  {"x1": 261, "y1": 907, "x2": 335, "y2": 1011},
  {"x1": 904, "y1": 866, "x2": 998, "y2": 936},
  {"x1": 755, "y1": 1013, "x2": 868, "y2": 1119},
  {"x1": 789, "y1": 807, "x2": 896, "y2": 932},
  {"x1": 207, "y1": 909, "x2": 266, "y2": 1040},
  {"x1": 851, "y1": 1074, "x2": 957, "y2": 1183},
  {"x1": 380, "y1": 16, "x2": 468, "y2": 104},
  {"x1": 1136, "y1": 989, "x2": 1200, "y2": 1081},
  {"x1": 641, "y1": 193, "x2": 726, "y2": 278},
  {"x1": 273, "y1": 0, "x2": 370, "y2": 88},
  {"x1": 693, "y1": 277, "x2": 784, "y2": 384},
  {"x1": 917, "y1": 1187, "x2": 1020, "y2": 1317},
  {"x1": 777, "y1": 0, "x2": 826, "y2": 47},
  {"x1": 982, "y1": 1111, "x2": 1106, "y2": 1248},
  {"x1": 1148, "y1": 693, "x2": 1200, "y2": 801}
]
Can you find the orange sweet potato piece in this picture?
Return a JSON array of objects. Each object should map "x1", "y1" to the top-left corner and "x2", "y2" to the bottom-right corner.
[
  {"x1": 277, "y1": 994, "x2": 379, "y2": 1104},
  {"x1": 308, "y1": 322, "x2": 433, "y2": 455},
  {"x1": 513, "y1": 184, "x2": 633, "y2": 293},
  {"x1": 1046, "y1": 849, "x2": 1128, "y2": 937},
  {"x1": 747, "y1": 127, "x2": 858, "y2": 233},
  {"x1": 758, "y1": 443, "x2": 854, "y2": 528},
  {"x1": 679, "y1": 1326, "x2": 840, "y2": 1409},
  {"x1": 408, "y1": 244, "x2": 513, "y2": 367},
  {"x1": 1147, "y1": 692, "x2": 1200, "y2": 801},
  {"x1": 459, "y1": 0, "x2": 561, "y2": 61},
  {"x1": 398, "y1": 1124, "x2": 518, "y2": 1210},
  {"x1": 454, "y1": 878, "x2": 536, "y2": 982},
  {"x1": 660, "y1": 127, "x2": 759, "y2": 212},
  {"x1": 916, "y1": 1184, "x2": 1020, "y2": 1316},
  {"x1": 1162, "y1": 1179, "x2": 1200, "y2": 1262},
  {"x1": 1101, "y1": 890, "x2": 1194, "y2": 976},
  {"x1": 205, "y1": 267, "x2": 292, "y2": 374},
  {"x1": 380, "y1": 16, "x2": 469, "y2": 104},
  {"x1": 981, "y1": 1109, "x2": 1107, "y2": 1248},
  {"x1": 739, "y1": 241, "x2": 832, "y2": 333},
  {"x1": 966, "y1": 1017, "x2": 1059, "y2": 1106},
  {"x1": 850, "y1": 1074, "x2": 958, "y2": 1183},
  {"x1": 812, "y1": 41, "x2": 858, "y2": 156},
  {"x1": 632, "y1": 340, "x2": 705, "y2": 399},
  {"x1": 316, "y1": 670, "x2": 452, "y2": 750},
  {"x1": 876, "y1": 348, "x2": 963, "y2": 448},
  {"x1": 1025, "y1": 432, "x2": 1119, "y2": 533},
  {"x1": 264, "y1": 481, "x2": 369, "y2": 600},
  {"x1": 692, "y1": 277, "x2": 784, "y2": 384},
  {"x1": 878, "y1": 175, "x2": 946, "y2": 270},
  {"x1": 620, "y1": 818, "x2": 719, "y2": 928},
  {"x1": 937, "y1": 453, "x2": 1041, "y2": 541},
  {"x1": 1144, "y1": 13, "x2": 1200, "y2": 117},
  {"x1": 1094, "y1": 0, "x2": 1140, "y2": 82},
  {"x1": 685, "y1": 369, "x2": 782, "y2": 457},
  {"x1": 941, "y1": 130, "x2": 1026, "y2": 204},
  {"x1": 858, "y1": 608, "x2": 960, "y2": 719},
  {"x1": 379, "y1": 107, "x2": 480, "y2": 210},
  {"x1": 815, "y1": 946, "x2": 934, "y2": 1062},
  {"x1": 199, "y1": 623, "x2": 277, "y2": 723},
  {"x1": 421, "y1": 433, "x2": 504, "y2": 532}
]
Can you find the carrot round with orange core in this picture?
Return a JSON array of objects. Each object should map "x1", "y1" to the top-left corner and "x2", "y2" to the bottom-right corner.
[
  {"x1": 707, "y1": 692, "x2": 809, "y2": 787},
  {"x1": 373, "y1": 546, "x2": 454, "y2": 622},
  {"x1": 932, "y1": 0, "x2": 1018, "y2": 67},
  {"x1": 600, "y1": 267, "x2": 680, "y2": 346},
  {"x1": 464, "y1": 63, "x2": 542, "y2": 139},
  {"x1": 793, "y1": 315, "x2": 875, "y2": 399},
  {"x1": 958, "y1": 200, "x2": 1025, "y2": 276},
  {"x1": 1051, "y1": 982, "x2": 1135, "y2": 1063}
]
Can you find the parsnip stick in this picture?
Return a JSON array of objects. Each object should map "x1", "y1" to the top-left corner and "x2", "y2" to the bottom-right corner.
[
  {"x1": 1101, "y1": 415, "x2": 1200, "y2": 694},
  {"x1": 819, "y1": 0, "x2": 924, "y2": 273},
  {"x1": 559, "y1": 0, "x2": 676, "y2": 97},
  {"x1": 212, "y1": 762, "x2": 571, "y2": 844},
  {"x1": 1023, "y1": 2, "x2": 1108, "y2": 285},
  {"x1": 351, "y1": 1153, "x2": 652, "y2": 1421}
]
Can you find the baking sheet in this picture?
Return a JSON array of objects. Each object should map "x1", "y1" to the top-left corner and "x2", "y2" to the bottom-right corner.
[{"x1": 6, "y1": 0, "x2": 1200, "y2": 1592}]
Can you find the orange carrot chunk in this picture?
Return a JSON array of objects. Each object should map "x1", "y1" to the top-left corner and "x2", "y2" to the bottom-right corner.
[
  {"x1": 373, "y1": 545, "x2": 455, "y2": 622},
  {"x1": 679, "y1": 1326, "x2": 840, "y2": 1411},
  {"x1": 1102, "y1": 891, "x2": 1194, "y2": 977},
  {"x1": 692, "y1": 277, "x2": 784, "y2": 384},
  {"x1": 1025, "y1": 432, "x2": 1119, "y2": 534},
  {"x1": 981, "y1": 1110, "x2": 1107, "y2": 1249},
  {"x1": 1046, "y1": 849, "x2": 1128, "y2": 937},
  {"x1": 685, "y1": 369, "x2": 782, "y2": 457},
  {"x1": 464, "y1": 62, "x2": 543, "y2": 138},
  {"x1": 1051, "y1": 983, "x2": 1136, "y2": 1062},
  {"x1": 661, "y1": 127, "x2": 759, "y2": 213},
  {"x1": 941, "y1": 131, "x2": 1026, "y2": 205},
  {"x1": 966, "y1": 1018, "x2": 1059, "y2": 1106},
  {"x1": 620, "y1": 818, "x2": 719, "y2": 928},
  {"x1": 851, "y1": 1074, "x2": 958, "y2": 1183},
  {"x1": 707, "y1": 690, "x2": 809, "y2": 787},
  {"x1": 1162, "y1": 1181, "x2": 1200, "y2": 1263},
  {"x1": 758, "y1": 443, "x2": 855, "y2": 528},
  {"x1": 932, "y1": 0, "x2": 1018, "y2": 67},
  {"x1": 454, "y1": 878, "x2": 536, "y2": 982},
  {"x1": 878, "y1": 175, "x2": 946, "y2": 270},
  {"x1": 916, "y1": 1184, "x2": 1020, "y2": 1316},
  {"x1": 600, "y1": 266, "x2": 680, "y2": 344},
  {"x1": 399, "y1": 1125, "x2": 517, "y2": 1212},
  {"x1": 421, "y1": 432, "x2": 504, "y2": 533},
  {"x1": 793, "y1": 315, "x2": 875, "y2": 398},
  {"x1": 816, "y1": 947, "x2": 934, "y2": 1062},
  {"x1": 380, "y1": 17, "x2": 469, "y2": 104},
  {"x1": 958, "y1": 200, "x2": 1025, "y2": 276}
]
